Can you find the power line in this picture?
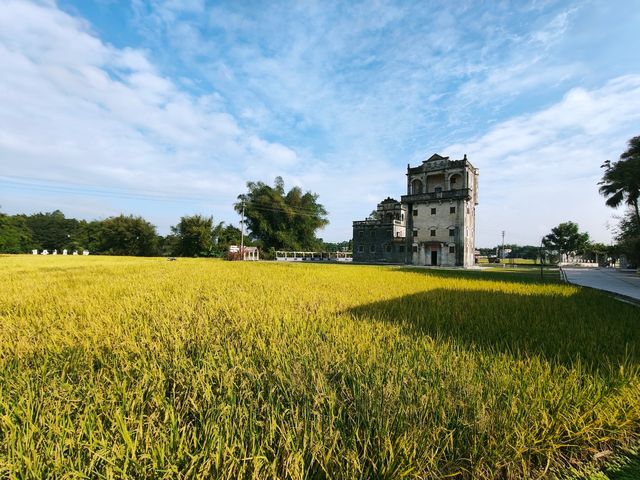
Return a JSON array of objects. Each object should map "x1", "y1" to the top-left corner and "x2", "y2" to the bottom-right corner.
[
  {"x1": 246, "y1": 205, "x2": 325, "y2": 218},
  {"x1": 0, "y1": 176, "x2": 216, "y2": 203},
  {"x1": 1, "y1": 175, "x2": 326, "y2": 213},
  {"x1": 242, "y1": 201, "x2": 327, "y2": 217},
  {"x1": 0, "y1": 175, "x2": 332, "y2": 216},
  {"x1": 2, "y1": 174, "x2": 200, "y2": 198},
  {"x1": 3, "y1": 175, "x2": 208, "y2": 200}
]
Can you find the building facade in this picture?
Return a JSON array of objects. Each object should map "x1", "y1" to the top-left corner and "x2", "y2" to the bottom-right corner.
[
  {"x1": 352, "y1": 197, "x2": 408, "y2": 263},
  {"x1": 352, "y1": 153, "x2": 479, "y2": 267}
]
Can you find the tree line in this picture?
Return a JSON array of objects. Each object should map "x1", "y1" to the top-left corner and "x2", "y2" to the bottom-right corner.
[
  {"x1": 0, "y1": 177, "x2": 334, "y2": 257},
  {"x1": 0, "y1": 210, "x2": 243, "y2": 257},
  {"x1": 537, "y1": 135, "x2": 639, "y2": 266},
  {"x1": 477, "y1": 231, "x2": 609, "y2": 264},
  {"x1": 479, "y1": 219, "x2": 629, "y2": 266},
  {"x1": 599, "y1": 135, "x2": 640, "y2": 266}
]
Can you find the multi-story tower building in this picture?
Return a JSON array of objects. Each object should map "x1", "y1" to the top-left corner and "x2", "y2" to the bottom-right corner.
[
  {"x1": 352, "y1": 153, "x2": 479, "y2": 267},
  {"x1": 401, "y1": 153, "x2": 479, "y2": 267}
]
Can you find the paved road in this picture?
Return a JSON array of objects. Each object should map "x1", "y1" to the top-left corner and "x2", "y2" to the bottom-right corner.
[{"x1": 562, "y1": 267, "x2": 640, "y2": 302}]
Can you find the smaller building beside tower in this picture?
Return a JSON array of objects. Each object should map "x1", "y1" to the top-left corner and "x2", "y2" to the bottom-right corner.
[
  {"x1": 352, "y1": 198, "x2": 407, "y2": 263},
  {"x1": 352, "y1": 153, "x2": 479, "y2": 267}
]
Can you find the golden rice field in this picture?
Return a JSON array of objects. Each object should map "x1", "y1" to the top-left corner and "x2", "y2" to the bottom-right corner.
[{"x1": 1, "y1": 255, "x2": 639, "y2": 479}]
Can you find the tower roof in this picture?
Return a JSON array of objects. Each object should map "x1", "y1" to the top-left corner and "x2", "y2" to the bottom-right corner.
[
  {"x1": 423, "y1": 153, "x2": 449, "y2": 163},
  {"x1": 407, "y1": 153, "x2": 476, "y2": 174}
]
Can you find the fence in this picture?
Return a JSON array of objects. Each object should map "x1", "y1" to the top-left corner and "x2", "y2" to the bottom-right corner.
[{"x1": 275, "y1": 251, "x2": 352, "y2": 262}]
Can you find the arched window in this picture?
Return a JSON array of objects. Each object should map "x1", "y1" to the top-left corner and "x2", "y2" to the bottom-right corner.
[
  {"x1": 449, "y1": 173, "x2": 462, "y2": 190},
  {"x1": 411, "y1": 178, "x2": 423, "y2": 194}
]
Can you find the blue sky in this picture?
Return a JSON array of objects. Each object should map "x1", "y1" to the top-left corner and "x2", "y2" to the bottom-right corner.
[{"x1": 1, "y1": 0, "x2": 639, "y2": 246}]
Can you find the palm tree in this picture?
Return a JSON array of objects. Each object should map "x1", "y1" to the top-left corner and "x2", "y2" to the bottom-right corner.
[{"x1": 599, "y1": 136, "x2": 640, "y2": 229}]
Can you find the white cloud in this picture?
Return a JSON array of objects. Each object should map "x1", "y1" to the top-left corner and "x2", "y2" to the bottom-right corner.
[
  {"x1": 447, "y1": 75, "x2": 640, "y2": 245},
  {"x1": 0, "y1": 0, "x2": 304, "y2": 232},
  {"x1": 528, "y1": 7, "x2": 576, "y2": 49},
  {"x1": 0, "y1": 0, "x2": 437, "y2": 239}
]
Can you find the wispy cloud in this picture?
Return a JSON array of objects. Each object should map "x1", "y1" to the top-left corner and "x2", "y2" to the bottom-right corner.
[
  {"x1": 130, "y1": 1, "x2": 589, "y2": 162},
  {"x1": 0, "y1": 0, "x2": 299, "y2": 220},
  {"x1": 447, "y1": 75, "x2": 640, "y2": 245}
]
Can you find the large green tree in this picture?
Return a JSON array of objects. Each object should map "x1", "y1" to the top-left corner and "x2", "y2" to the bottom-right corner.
[
  {"x1": 171, "y1": 215, "x2": 216, "y2": 257},
  {"x1": 98, "y1": 215, "x2": 159, "y2": 256},
  {"x1": 613, "y1": 209, "x2": 640, "y2": 266},
  {"x1": 599, "y1": 135, "x2": 640, "y2": 228},
  {"x1": 600, "y1": 136, "x2": 640, "y2": 267},
  {"x1": 0, "y1": 213, "x2": 34, "y2": 253},
  {"x1": 212, "y1": 223, "x2": 242, "y2": 256},
  {"x1": 235, "y1": 177, "x2": 328, "y2": 251},
  {"x1": 25, "y1": 210, "x2": 79, "y2": 251},
  {"x1": 70, "y1": 220, "x2": 104, "y2": 253},
  {"x1": 542, "y1": 222, "x2": 590, "y2": 262},
  {"x1": 581, "y1": 242, "x2": 611, "y2": 264}
]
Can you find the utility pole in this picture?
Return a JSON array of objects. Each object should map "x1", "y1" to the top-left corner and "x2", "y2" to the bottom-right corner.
[
  {"x1": 240, "y1": 201, "x2": 245, "y2": 261},
  {"x1": 539, "y1": 237, "x2": 545, "y2": 281},
  {"x1": 501, "y1": 230, "x2": 505, "y2": 267}
]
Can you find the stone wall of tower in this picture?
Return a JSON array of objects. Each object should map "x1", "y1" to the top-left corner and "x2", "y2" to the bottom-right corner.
[
  {"x1": 352, "y1": 198, "x2": 408, "y2": 263},
  {"x1": 461, "y1": 168, "x2": 479, "y2": 267},
  {"x1": 407, "y1": 200, "x2": 464, "y2": 266},
  {"x1": 401, "y1": 154, "x2": 478, "y2": 267}
]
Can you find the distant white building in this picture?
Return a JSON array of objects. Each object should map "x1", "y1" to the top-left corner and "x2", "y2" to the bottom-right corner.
[{"x1": 228, "y1": 245, "x2": 259, "y2": 261}]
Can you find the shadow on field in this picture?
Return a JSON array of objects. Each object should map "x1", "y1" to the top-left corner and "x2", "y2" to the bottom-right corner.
[
  {"x1": 393, "y1": 266, "x2": 560, "y2": 285},
  {"x1": 604, "y1": 454, "x2": 640, "y2": 480},
  {"x1": 346, "y1": 288, "x2": 640, "y2": 369}
]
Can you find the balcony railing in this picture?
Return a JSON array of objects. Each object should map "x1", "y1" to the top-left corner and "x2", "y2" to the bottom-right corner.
[
  {"x1": 401, "y1": 188, "x2": 471, "y2": 203},
  {"x1": 353, "y1": 219, "x2": 404, "y2": 226}
]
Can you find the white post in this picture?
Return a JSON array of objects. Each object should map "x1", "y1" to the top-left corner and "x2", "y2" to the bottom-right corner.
[{"x1": 240, "y1": 201, "x2": 245, "y2": 261}]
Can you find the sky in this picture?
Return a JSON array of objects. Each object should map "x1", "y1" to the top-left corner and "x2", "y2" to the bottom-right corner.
[{"x1": 1, "y1": 0, "x2": 639, "y2": 247}]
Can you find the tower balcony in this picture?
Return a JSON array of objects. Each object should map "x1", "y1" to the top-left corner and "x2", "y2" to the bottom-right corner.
[{"x1": 401, "y1": 188, "x2": 471, "y2": 203}]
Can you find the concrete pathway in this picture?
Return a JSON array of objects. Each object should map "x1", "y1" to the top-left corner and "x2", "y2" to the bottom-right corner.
[{"x1": 562, "y1": 267, "x2": 640, "y2": 303}]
